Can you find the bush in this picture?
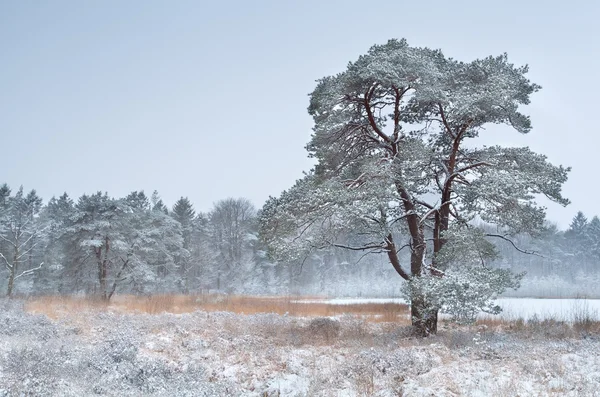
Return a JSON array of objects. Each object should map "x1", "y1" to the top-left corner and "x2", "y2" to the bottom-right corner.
[{"x1": 307, "y1": 317, "x2": 341, "y2": 341}]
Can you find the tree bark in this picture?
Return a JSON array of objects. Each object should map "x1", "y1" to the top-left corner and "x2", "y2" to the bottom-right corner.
[
  {"x1": 393, "y1": 182, "x2": 438, "y2": 335},
  {"x1": 95, "y1": 238, "x2": 110, "y2": 301},
  {"x1": 6, "y1": 249, "x2": 17, "y2": 297},
  {"x1": 107, "y1": 258, "x2": 129, "y2": 301}
]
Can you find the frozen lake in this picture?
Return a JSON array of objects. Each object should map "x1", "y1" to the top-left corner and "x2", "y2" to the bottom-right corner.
[
  {"x1": 484, "y1": 297, "x2": 600, "y2": 321},
  {"x1": 295, "y1": 297, "x2": 600, "y2": 321}
]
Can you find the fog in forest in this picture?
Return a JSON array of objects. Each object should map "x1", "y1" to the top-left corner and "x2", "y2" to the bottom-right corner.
[{"x1": 1, "y1": 185, "x2": 597, "y2": 299}]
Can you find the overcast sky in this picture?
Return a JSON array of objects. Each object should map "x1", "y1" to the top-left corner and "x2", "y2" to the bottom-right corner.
[{"x1": 1, "y1": 0, "x2": 597, "y2": 228}]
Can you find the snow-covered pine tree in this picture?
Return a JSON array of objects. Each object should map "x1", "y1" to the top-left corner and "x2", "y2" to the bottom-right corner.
[
  {"x1": 260, "y1": 39, "x2": 570, "y2": 336},
  {"x1": 585, "y1": 216, "x2": 600, "y2": 261},
  {"x1": 65, "y1": 191, "x2": 184, "y2": 300},
  {"x1": 170, "y1": 197, "x2": 196, "y2": 291}
]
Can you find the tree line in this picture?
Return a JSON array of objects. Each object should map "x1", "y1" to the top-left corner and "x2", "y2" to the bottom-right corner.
[
  {"x1": 1, "y1": 182, "x2": 599, "y2": 302},
  {"x1": 0, "y1": 185, "x2": 265, "y2": 299}
]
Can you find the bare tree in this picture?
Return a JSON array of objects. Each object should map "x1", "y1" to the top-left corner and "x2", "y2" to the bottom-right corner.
[
  {"x1": 208, "y1": 198, "x2": 257, "y2": 291},
  {"x1": 0, "y1": 185, "x2": 45, "y2": 296}
]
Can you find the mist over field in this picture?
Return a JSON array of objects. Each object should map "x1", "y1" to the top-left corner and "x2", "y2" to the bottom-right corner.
[{"x1": 0, "y1": 187, "x2": 597, "y2": 300}]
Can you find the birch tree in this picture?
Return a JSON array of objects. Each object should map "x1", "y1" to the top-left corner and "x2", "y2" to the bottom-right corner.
[
  {"x1": 208, "y1": 198, "x2": 257, "y2": 291},
  {"x1": 0, "y1": 185, "x2": 45, "y2": 296}
]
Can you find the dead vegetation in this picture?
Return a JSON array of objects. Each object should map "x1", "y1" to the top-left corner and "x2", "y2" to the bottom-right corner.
[
  {"x1": 24, "y1": 294, "x2": 411, "y2": 324},
  {"x1": 24, "y1": 294, "x2": 600, "y2": 340},
  {"x1": 4, "y1": 296, "x2": 600, "y2": 396}
]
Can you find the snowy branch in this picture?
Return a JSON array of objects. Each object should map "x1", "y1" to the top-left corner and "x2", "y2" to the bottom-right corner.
[
  {"x1": 14, "y1": 262, "x2": 44, "y2": 280},
  {"x1": 329, "y1": 242, "x2": 386, "y2": 251},
  {"x1": 438, "y1": 103, "x2": 456, "y2": 139},
  {"x1": 0, "y1": 252, "x2": 12, "y2": 270},
  {"x1": 0, "y1": 234, "x2": 17, "y2": 247}
]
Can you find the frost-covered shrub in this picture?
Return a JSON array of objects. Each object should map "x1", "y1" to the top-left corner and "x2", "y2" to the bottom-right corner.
[
  {"x1": 0, "y1": 337, "x2": 85, "y2": 397},
  {"x1": 308, "y1": 317, "x2": 341, "y2": 341},
  {"x1": 0, "y1": 301, "x2": 60, "y2": 342},
  {"x1": 344, "y1": 346, "x2": 441, "y2": 382},
  {"x1": 0, "y1": 304, "x2": 239, "y2": 396},
  {"x1": 404, "y1": 265, "x2": 523, "y2": 324}
]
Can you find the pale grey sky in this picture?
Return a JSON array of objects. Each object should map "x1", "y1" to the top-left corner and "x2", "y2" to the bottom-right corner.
[{"x1": 1, "y1": 0, "x2": 597, "y2": 228}]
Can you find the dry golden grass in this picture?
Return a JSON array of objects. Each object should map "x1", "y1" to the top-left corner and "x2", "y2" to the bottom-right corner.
[
  {"x1": 24, "y1": 294, "x2": 411, "y2": 324},
  {"x1": 475, "y1": 314, "x2": 600, "y2": 337},
  {"x1": 475, "y1": 316, "x2": 511, "y2": 328}
]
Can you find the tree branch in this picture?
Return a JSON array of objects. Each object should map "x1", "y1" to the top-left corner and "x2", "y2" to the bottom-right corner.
[
  {"x1": 414, "y1": 199, "x2": 434, "y2": 210},
  {"x1": 454, "y1": 161, "x2": 492, "y2": 175},
  {"x1": 329, "y1": 242, "x2": 386, "y2": 251},
  {"x1": 355, "y1": 248, "x2": 387, "y2": 265},
  {"x1": 0, "y1": 235, "x2": 17, "y2": 247},
  {"x1": 364, "y1": 85, "x2": 392, "y2": 145},
  {"x1": 420, "y1": 207, "x2": 438, "y2": 225},
  {"x1": 0, "y1": 252, "x2": 12, "y2": 270},
  {"x1": 14, "y1": 262, "x2": 43, "y2": 280},
  {"x1": 486, "y1": 234, "x2": 545, "y2": 258},
  {"x1": 384, "y1": 234, "x2": 410, "y2": 280},
  {"x1": 438, "y1": 103, "x2": 456, "y2": 139}
]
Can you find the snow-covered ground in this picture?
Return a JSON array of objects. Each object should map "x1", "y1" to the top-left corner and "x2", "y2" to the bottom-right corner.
[{"x1": 1, "y1": 298, "x2": 600, "y2": 396}]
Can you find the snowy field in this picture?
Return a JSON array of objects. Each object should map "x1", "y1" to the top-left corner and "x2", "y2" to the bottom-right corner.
[{"x1": 1, "y1": 298, "x2": 600, "y2": 396}]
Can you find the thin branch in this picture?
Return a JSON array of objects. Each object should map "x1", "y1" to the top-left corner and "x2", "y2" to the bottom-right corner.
[
  {"x1": 486, "y1": 234, "x2": 545, "y2": 258},
  {"x1": 291, "y1": 217, "x2": 320, "y2": 244},
  {"x1": 443, "y1": 161, "x2": 492, "y2": 193},
  {"x1": 14, "y1": 262, "x2": 44, "y2": 280},
  {"x1": 355, "y1": 248, "x2": 386, "y2": 265},
  {"x1": 15, "y1": 242, "x2": 41, "y2": 261},
  {"x1": 330, "y1": 242, "x2": 386, "y2": 251},
  {"x1": 414, "y1": 199, "x2": 434, "y2": 210},
  {"x1": 0, "y1": 252, "x2": 12, "y2": 270},
  {"x1": 420, "y1": 207, "x2": 438, "y2": 225},
  {"x1": 389, "y1": 211, "x2": 415, "y2": 226},
  {"x1": 395, "y1": 243, "x2": 411, "y2": 255},
  {"x1": 438, "y1": 159, "x2": 450, "y2": 177},
  {"x1": 438, "y1": 103, "x2": 456, "y2": 139},
  {"x1": 0, "y1": 235, "x2": 17, "y2": 247},
  {"x1": 454, "y1": 161, "x2": 493, "y2": 175}
]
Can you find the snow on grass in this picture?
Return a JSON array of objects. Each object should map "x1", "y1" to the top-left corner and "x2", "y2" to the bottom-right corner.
[{"x1": 2, "y1": 297, "x2": 600, "y2": 396}]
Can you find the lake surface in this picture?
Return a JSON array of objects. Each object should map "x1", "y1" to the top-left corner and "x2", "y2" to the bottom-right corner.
[{"x1": 485, "y1": 298, "x2": 600, "y2": 321}]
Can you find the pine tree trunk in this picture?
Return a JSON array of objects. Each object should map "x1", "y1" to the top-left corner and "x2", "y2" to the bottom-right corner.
[
  {"x1": 393, "y1": 182, "x2": 439, "y2": 336},
  {"x1": 409, "y1": 223, "x2": 439, "y2": 336},
  {"x1": 95, "y1": 244, "x2": 109, "y2": 301}
]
